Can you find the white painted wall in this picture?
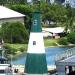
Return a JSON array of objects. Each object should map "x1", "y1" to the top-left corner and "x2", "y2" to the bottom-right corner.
[
  {"x1": 0, "y1": 17, "x2": 24, "y2": 25},
  {"x1": 27, "y1": 32, "x2": 45, "y2": 54}
]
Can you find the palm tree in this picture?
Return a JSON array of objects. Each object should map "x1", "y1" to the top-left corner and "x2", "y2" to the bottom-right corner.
[{"x1": 64, "y1": 2, "x2": 75, "y2": 33}]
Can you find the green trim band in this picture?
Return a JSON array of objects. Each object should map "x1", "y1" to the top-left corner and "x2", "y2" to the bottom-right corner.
[
  {"x1": 31, "y1": 12, "x2": 42, "y2": 32},
  {"x1": 25, "y1": 53, "x2": 47, "y2": 74}
]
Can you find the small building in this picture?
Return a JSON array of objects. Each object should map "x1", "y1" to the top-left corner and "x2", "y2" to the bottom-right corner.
[
  {"x1": 42, "y1": 27, "x2": 64, "y2": 39},
  {"x1": 0, "y1": 6, "x2": 25, "y2": 26},
  {"x1": 55, "y1": 47, "x2": 75, "y2": 75}
]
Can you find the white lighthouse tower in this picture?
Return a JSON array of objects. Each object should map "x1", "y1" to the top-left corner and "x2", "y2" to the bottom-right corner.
[{"x1": 25, "y1": 3, "x2": 48, "y2": 75}]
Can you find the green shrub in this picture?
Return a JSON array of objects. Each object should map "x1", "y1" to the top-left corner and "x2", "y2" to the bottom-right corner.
[
  {"x1": 67, "y1": 32, "x2": 75, "y2": 44},
  {"x1": 3, "y1": 43, "x2": 27, "y2": 55},
  {"x1": 44, "y1": 39, "x2": 57, "y2": 46},
  {"x1": 1, "y1": 22, "x2": 29, "y2": 44},
  {"x1": 3, "y1": 44, "x2": 17, "y2": 55},
  {"x1": 3, "y1": 43, "x2": 27, "y2": 60},
  {"x1": 58, "y1": 37, "x2": 68, "y2": 45},
  {"x1": 19, "y1": 47, "x2": 25, "y2": 52}
]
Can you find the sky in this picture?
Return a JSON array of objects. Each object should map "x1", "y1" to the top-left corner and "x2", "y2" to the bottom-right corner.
[
  {"x1": 65, "y1": 0, "x2": 75, "y2": 8},
  {"x1": 70, "y1": 0, "x2": 75, "y2": 8},
  {"x1": 27, "y1": 0, "x2": 75, "y2": 8},
  {"x1": 27, "y1": 0, "x2": 54, "y2": 3},
  {"x1": 27, "y1": 0, "x2": 32, "y2": 2}
]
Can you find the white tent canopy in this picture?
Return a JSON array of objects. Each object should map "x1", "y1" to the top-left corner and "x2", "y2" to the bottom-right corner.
[{"x1": 42, "y1": 27, "x2": 64, "y2": 34}]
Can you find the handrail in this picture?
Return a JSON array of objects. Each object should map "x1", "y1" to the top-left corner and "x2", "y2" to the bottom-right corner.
[{"x1": 55, "y1": 47, "x2": 75, "y2": 61}]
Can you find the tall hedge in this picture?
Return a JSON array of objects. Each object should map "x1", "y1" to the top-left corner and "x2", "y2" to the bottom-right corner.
[
  {"x1": 67, "y1": 32, "x2": 75, "y2": 44},
  {"x1": 1, "y1": 22, "x2": 29, "y2": 43},
  {"x1": 58, "y1": 37, "x2": 68, "y2": 45}
]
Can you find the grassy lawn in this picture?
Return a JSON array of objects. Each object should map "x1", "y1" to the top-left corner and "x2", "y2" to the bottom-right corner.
[
  {"x1": 4, "y1": 38, "x2": 71, "y2": 59},
  {"x1": 4, "y1": 39, "x2": 58, "y2": 53},
  {"x1": 4, "y1": 39, "x2": 59, "y2": 58},
  {"x1": 6, "y1": 43, "x2": 28, "y2": 51},
  {"x1": 44, "y1": 39, "x2": 58, "y2": 47},
  {"x1": 4, "y1": 43, "x2": 28, "y2": 59},
  {"x1": 4, "y1": 43, "x2": 28, "y2": 55},
  {"x1": 6, "y1": 39, "x2": 58, "y2": 49}
]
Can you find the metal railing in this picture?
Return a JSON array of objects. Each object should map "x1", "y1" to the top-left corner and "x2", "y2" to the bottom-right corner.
[{"x1": 55, "y1": 47, "x2": 75, "y2": 61}]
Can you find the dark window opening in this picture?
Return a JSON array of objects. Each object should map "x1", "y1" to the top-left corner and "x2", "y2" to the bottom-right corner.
[
  {"x1": 33, "y1": 41, "x2": 36, "y2": 45},
  {"x1": 0, "y1": 70, "x2": 5, "y2": 73},
  {"x1": 33, "y1": 20, "x2": 37, "y2": 26}
]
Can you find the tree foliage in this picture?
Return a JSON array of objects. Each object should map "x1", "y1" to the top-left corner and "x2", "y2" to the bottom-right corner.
[
  {"x1": 7, "y1": 3, "x2": 75, "y2": 31},
  {"x1": 0, "y1": 0, "x2": 27, "y2": 5},
  {"x1": 8, "y1": 3, "x2": 69, "y2": 28},
  {"x1": 41, "y1": 4, "x2": 68, "y2": 26},
  {"x1": 58, "y1": 37, "x2": 68, "y2": 45},
  {"x1": 0, "y1": 3, "x2": 75, "y2": 39},
  {"x1": 64, "y1": 5, "x2": 75, "y2": 33},
  {"x1": 67, "y1": 32, "x2": 75, "y2": 44},
  {"x1": 9, "y1": 4, "x2": 33, "y2": 32},
  {"x1": 1, "y1": 22, "x2": 29, "y2": 43}
]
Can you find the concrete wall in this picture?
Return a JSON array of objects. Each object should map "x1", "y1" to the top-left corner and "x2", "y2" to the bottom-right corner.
[
  {"x1": 56, "y1": 65, "x2": 65, "y2": 75},
  {"x1": 56, "y1": 61, "x2": 75, "y2": 75},
  {"x1": 0, "y1": 17, "x2": 24, "y2": 25}
]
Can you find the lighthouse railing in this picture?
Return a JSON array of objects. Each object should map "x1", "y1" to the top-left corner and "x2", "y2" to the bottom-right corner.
[{"x1": 55, "y1": 47, "x2": 75, "y2": 61}]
